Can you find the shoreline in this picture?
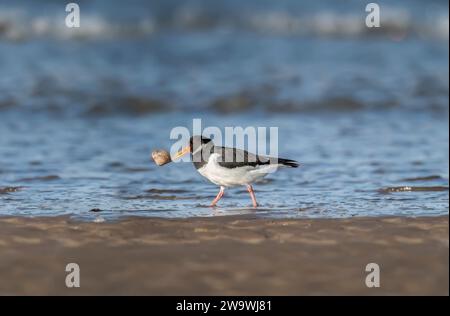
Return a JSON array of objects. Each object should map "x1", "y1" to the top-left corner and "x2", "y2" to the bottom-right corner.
[{"x1": 0, "y1": 215, "x2": 448, "y2": 295}]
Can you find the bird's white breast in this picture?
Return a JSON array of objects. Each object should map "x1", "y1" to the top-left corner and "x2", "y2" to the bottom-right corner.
[{"x1": 197, "y1": 153, "x2": 278, "y2": 187}]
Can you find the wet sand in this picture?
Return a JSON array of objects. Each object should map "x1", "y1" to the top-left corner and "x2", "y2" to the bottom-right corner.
[{"x1": 0, "y1": 215, "x2": 448, "y2": 295}]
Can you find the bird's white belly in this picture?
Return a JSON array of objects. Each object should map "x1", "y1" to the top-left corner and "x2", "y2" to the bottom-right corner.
[{"x1": 197, "y1": 153, "x2": 277, "y2": 187}]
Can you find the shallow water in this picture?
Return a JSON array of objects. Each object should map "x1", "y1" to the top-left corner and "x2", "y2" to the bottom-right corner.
[
  {"x1": 0, "y1": 110, "x2": 448, "y2": 220},
  {"x1": 0, "y1": 0, "x2": 448, "y2": 220}
]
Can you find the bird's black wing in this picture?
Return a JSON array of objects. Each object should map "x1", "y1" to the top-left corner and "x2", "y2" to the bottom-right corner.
[{"x1": 214, "y1": 147, "x2": 298, "y2": 169}]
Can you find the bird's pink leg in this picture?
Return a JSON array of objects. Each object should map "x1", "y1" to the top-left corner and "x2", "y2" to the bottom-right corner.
[
  {"x1": 210, "y1": 186, "x2": 225, "y2": 207},
  {"x1": 246, "y1": 184, "x2": 258, "y2": 208}
]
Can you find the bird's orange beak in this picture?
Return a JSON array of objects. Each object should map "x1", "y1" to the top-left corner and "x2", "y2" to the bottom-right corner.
[{"x1": 173, "y1": 145, "x2": 191, "y2": 160}]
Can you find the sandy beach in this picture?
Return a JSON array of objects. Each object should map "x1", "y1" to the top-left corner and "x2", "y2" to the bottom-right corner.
[{"x1": 0, "y1": 215, "x2": 447, "y2": 295}]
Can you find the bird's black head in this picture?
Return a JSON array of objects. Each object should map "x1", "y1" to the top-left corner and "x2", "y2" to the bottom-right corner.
[
  {"x1": 189, "y1": 135, "x2": 213, "y2": 153},
  {"x1": 174, "y1": 135, "x2": 214, "y2": 161}
]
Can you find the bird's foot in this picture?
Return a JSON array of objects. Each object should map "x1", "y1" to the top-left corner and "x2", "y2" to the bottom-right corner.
[
  {"x1": 210, "y1": 186, "x2": 225, "y2": 207},
  {"x1": 246, "y1": 185, "x2": 258, "y2": 208}
]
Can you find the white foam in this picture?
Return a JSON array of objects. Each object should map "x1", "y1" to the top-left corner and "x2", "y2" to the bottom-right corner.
[{"x1": 0, "y1": 6, "x2": 447, "y2": 41}]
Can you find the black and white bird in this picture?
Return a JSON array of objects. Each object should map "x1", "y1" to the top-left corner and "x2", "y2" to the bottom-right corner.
[{"x1": 173, "y1": 135, "x2": 299, "y2": 207}]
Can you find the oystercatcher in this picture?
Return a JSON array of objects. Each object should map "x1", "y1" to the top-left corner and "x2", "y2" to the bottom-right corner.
[{"x1": 174, "y1": 136, "x2": 299, "y2": 207}]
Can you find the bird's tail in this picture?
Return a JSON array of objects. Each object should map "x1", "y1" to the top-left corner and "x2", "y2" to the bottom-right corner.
[{"x1": 277, "y1": 158, "x2": 300, "y2": 168}]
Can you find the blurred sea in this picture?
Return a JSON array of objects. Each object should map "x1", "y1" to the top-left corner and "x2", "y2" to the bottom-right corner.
[{"x1": 0, "y1": 0, "x2": 448, "y2": 220}]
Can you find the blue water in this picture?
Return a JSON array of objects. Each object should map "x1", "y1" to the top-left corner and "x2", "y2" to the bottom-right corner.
[{"x1": 0, "y1": 0, "x2": 448, "y2": 220}]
